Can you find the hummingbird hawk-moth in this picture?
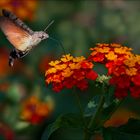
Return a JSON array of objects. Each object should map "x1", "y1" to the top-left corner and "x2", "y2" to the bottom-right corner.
[{"x1": 0, "y1": 9, "x2": 54, "y2": 66}]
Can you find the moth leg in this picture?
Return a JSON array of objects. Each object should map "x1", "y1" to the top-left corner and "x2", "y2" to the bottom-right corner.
[
  {"x1": 17, "y1": 50, "x2": 30, "y2": 58},
  {"x1": 9, "y1": 49, "x2": 29, "y2": 67},
  {"x1": 9, "y1": 49, "x2": 18, "y2": 67}
]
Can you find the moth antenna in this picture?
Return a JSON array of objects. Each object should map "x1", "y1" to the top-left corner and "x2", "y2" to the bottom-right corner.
[
  {"x1": 49, "y1": 37, "x2": 66, "y2": 55},
  {"x1": 44, "y1": 20, "x2": 54, "y2": 32}
]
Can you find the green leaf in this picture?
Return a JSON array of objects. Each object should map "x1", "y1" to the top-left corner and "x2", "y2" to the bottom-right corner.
[
  {"x1": 84, "y1": 85, "x2": 121, "y2": 131},
  {"x1": 86, "y1": 99, "x2": 119, "y2": 131},
  {"x1": 118, "y1": 118, "x2": 140, "y2": 134},
  {"x1": 102, "y1": 127, "x2": 113, "y2": 140},
  {"x1": 101, "y1": 99, "x2": 121, "y2": 122},
  {"x1": 85, "y1": 85, "x2": 115, "y2": 118},
  {"x1": 41, "y1": 113, "x2": 84, "y2": 140},
  {"x1": 45, "y1": 127, "x2": 84, "y2": 140},
  {"x1": 102, "y1": 119, "x2": 140, "y2": 140}
]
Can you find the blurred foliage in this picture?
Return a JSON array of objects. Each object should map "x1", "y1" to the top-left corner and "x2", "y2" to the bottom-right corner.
[
  {"x1": 0, "y1": 0, "x2": 140, "y2": 140},
  {"x1": 103, "y1": 118, "x2": 140, "y2": 140}
]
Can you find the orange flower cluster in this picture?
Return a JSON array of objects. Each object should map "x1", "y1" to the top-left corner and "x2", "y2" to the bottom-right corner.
[
  {"x1": 89, "y1": 43, "x2": 140, "y2": 99},
  {"x1": 21, "y1": 96, "x2": 52, "y2": 124},
  {"x1": 89, "y1": 43, "x2": 133, "y2": 75},
  {"x1": 109, "y1": 55, "x2": 140, "y2": 99},
  {"x1": 45, "y1": 54, "x2": 98, "y2": 92},
  {"x1": 0, "y1": 0, "x2": 37, "y2": 20}
]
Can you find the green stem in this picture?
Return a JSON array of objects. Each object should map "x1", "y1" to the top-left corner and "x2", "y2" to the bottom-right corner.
[
  {"x1": 83, "y1": 94, "x2": 105, "y2": 140},
  {"x1": 87, "y1": 95, "x2": 105, "y2": 130},
  {"x1": 101, "y1": 98, "x2": 125, "y2": 125},
  {"x1": 84, "y1": 130, "x2": 92, "y2": 140},
  {"x1": 73, "y1": 90, "x2": 87, "y2": 128},
  {"x1": 84, "y1": 83, "x2": 106, "y2": 140}
]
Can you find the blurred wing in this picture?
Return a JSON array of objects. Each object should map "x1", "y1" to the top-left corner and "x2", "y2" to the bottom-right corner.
[
  {"x1": 2, "y1": 9, "x2": 34, "y2": 35},
  {"x1": 0, "y1": 17, "x2": 32, "y2": 51}
]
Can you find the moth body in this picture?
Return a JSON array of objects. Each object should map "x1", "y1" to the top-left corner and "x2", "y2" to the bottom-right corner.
[
  {"x1": 0, "y1": 9, "x2": 50, "y2": 66},
  {"x1": 30, "y1": 31, "x2": 49, "y2": 49}
]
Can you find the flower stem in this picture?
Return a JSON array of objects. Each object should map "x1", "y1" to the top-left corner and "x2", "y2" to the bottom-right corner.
[
  {"x1": 101, "y1": 98, "x2": 125, "y2": 125},
  {"x1": 84, "y1": 130, "x2": 92, "y2": 140},
  {"x1": 87, "y1": 95, "x2": 105, "y2": 130},
  {"x1": 73, "y1": 90, "x2": 87, "y2": 127},
  {"x1": 83, "y1": 94, "x2": 105, "y2": 140}
]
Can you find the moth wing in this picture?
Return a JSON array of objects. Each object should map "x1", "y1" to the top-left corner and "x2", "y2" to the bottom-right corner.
[
  {"x1": 2, "y1": 9, "x2": 34, "y2": 35},
  {"x1": 0, "y1": 17, "x2": 32, "y2": 51}
]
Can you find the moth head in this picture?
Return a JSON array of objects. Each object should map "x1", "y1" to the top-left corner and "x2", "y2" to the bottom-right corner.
[{"x1": 35, "y1": 31, "x2": 49, "y2": 40}]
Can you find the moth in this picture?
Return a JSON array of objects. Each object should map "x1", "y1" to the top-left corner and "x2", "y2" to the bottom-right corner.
[{"x1": 0, "y1": 9, "x2": 54, "y2": 66}]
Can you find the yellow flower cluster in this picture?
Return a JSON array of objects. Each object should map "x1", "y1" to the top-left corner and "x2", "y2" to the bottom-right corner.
[
  {"x1": 45, "y1": 54, "x2": 86, "y2": 84},
  {"x1": 45, "y1": 54, "x2": 97, "y2": 92},
  {"x1": 123, "y1": 55, "x2": 140, "y2": 76},
  {"x1": 89, "y1": 43, "x2": 133, "y2": 62}
]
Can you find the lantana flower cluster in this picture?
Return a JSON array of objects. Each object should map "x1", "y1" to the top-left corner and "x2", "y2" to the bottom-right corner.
[
  {"x1": 89, "y1": 43, "x2": 133, "y2": 75},
  {"x1": 45, "y1": 54, "x2": 98, "y2": 92},
  {"x1": 45, "y1": 43, "x2": 140, "y2": 99},
  {"x1": 0, "y1": 0, "x2": 37, "y2": 20},
  {"x1": 21, "y1": 96, "x2": 52, "y2": 124},
  {"x1": 109, "y1": 55, "x2": 140, "y2": 99},
  {"x1": 89, "y1": 43, "x2": 140, "y2": 99}
]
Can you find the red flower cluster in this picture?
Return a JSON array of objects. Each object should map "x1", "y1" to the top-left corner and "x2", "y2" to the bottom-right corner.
[
  {"x1": 21, "y1": 96, "x2": 53, "y2": 124},
  {"x1": 90, "y1": 43, "x2": 140, "y2": 99},
  {"x1": 45, "y1": 54, "x2": 98, "y2": 92},
  {"x1": 0, "y1": 123, "x2": 14, "y2": 140},
  {"x1": 89, "y1": 43, "x2": 133, "y2": 75},
  {"x1": 109, "y1": 55, "x2": 140, "y2": 99}
]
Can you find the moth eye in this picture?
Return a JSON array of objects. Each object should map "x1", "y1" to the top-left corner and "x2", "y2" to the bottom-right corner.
[{"x1": 40, "y1": 36, "x2": 44, "y2": 39}]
